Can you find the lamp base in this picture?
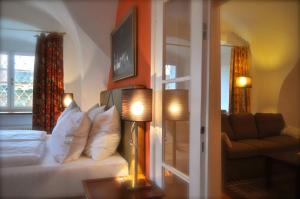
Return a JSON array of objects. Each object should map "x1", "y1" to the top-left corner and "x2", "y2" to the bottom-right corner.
[{"x1": 121, "y1": 179, "x2": 153, "y2": 191}]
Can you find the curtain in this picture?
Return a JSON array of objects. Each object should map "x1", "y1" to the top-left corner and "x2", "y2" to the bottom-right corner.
[
  {"x1": 32, "y1": 33, "x2": 64, "y2": 133},
  {"x1": 229, "y1": 47, "x2": 251, "y2": 113}
]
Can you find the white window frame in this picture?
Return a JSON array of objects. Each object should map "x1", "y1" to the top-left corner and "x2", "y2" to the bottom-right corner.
[{"x1": 0, "y1": 51, "x2": 35, "y2": 113}]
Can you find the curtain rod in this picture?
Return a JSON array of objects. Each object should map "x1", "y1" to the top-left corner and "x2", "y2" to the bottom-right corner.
[
  {"x1": 1, "y1": 28, "x2": 66, "y2": 35},
  {"x1": 221, "y1": 44, "x2": 244, "y2": 47}
]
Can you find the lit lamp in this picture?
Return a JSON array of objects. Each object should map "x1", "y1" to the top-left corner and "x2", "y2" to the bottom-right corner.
[
  {"x1": 163, "y1": 89, "x2": 189, "y2": 167},
  {"x1": 121, "y1": 88, "x2": 152, "y2": 190},
  {"x1": 62, "y1": 93, "x2": 74, "y2": 108},
  {"x1": 164, "y1": 89, "x2": 189, "y2": 121},
  {"x1": 235, "y1": 76, "x2": 252, "y2": 112},
  {"x1": 235, "y1": 76, "x2": 252, "y2": 88}
]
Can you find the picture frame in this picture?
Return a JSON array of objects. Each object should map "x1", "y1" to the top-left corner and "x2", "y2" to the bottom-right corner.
[{"x1": 111, "y1": 8, "x2": 137, "y2": 81}]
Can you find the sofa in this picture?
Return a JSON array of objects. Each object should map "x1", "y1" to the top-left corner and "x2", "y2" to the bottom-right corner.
[{"x1": 221, "y1": 113, "x2": 300, "y2": 182}]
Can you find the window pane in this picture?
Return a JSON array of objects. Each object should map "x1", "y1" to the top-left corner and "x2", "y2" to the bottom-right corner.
[
  {"x1": 164, "y1": 0, "x2": 190, "y2": 80},
  {"x1": 14, "y1": 55, "x2": 34, "y2": 108},
  {"x1": 221, "y1": 46, "x2": 231, "y2": 112},
  {"x1": 163, "y1": 168, "x2": 188, "y2": 199},
  {"x1": 0, "y1": 54, "x2": 8, "y2": 107},
  {"x1": 163, "y1": 81, "x2": 190, "y2": 175}
]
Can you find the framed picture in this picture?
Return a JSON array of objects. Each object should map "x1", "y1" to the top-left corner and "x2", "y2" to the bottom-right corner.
[{"x1": 111, "y1": 8, "x2": 136, "y2": 81}]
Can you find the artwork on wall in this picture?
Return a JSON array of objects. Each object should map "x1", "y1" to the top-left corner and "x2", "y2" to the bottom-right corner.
[{"x1": 111, "y1": 8, "x2": 136, "y2": 81}]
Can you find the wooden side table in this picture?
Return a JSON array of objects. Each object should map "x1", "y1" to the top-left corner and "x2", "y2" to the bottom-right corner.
[{"x1": 82, "y1": 178, "x2": 164, "y2": 199}]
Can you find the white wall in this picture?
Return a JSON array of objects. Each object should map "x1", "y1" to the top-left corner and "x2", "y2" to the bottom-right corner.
[
  {"x1": 1, "y1": 0, "x2": 117, "y2": 111},
  {"x1": 0, "y1": 0, "x2": 117, "y2": 128}
]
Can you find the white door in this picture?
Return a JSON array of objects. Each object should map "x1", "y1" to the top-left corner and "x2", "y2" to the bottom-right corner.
[{"x1": 150, "y1": 0, "x2": 205, "y2": 198}]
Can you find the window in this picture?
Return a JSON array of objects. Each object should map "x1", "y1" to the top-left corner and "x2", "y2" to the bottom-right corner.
[
  {"x1": 221, "y1": 46, "x2": 231, "y2": 112},
  {"x1": 0, "y1": 53, "x2": 35, "y2": 112},
  {"x1": 165, "y1": 64, "x2": 176, "y2": 89}
]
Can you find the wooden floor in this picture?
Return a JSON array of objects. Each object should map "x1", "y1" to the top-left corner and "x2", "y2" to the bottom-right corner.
[{"x1": 222, "y1": 192, "x2": 232, "y2": 199}]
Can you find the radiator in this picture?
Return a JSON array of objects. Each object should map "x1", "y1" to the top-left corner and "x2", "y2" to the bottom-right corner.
[{"x1": 0, "y1": 125, "x2": 32, "y2": 130}]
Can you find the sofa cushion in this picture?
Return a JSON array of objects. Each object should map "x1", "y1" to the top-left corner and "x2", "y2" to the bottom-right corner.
[
  {"x1": 230, "y1": 113, "x2": 258, "y2": 140},
  {"x1": 221, "y1": 114, "x2": 236, "y2": 140},
  {"x1": 239, "y1": 138, "x2": 297, "y2": 154},
  {"x1": 263, "y1": 135, "x2": 299, "y2": 150},
  {"x1": 255, "y1": 113, "x2": 285, "y2": 138},
  {"x1": 226, "y1": 141, "x2": 260, "y2": 159}
]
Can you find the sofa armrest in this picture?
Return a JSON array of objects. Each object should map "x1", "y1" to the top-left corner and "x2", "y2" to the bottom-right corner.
[
  {"x1": 281, "y1": 126, "x2": 300, "y2": 139},
  {"x1": 221, "y1": 132, "x2": 232, "y2": 184}
]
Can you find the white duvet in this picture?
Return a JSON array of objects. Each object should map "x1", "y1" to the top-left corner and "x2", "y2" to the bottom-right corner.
[
  {"x1": 0, "y1": 130, "x2": 46, "y2": 141},
  {"x1": 0, "y1": 130, "x2": 47, "y2": 167}
]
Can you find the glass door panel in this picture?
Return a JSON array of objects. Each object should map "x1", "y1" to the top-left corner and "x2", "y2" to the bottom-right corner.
[
  {"x1": 163, "y1": 168, "x2": 188, "y2": 199},
  {"x1": 162, "y1": 0, "x2": 191, "y2": 194},
  {"x1": 163, "y1": 81, "x2": 190, "y2": 175}
]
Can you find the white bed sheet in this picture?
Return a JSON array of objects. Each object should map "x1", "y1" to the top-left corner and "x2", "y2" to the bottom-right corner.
[{"x1": 0, "y1": 136, "x2": 128, "y2": 199}]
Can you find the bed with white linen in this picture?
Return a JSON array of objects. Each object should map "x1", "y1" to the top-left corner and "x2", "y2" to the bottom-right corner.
[
  {"x1": 0, "y1": 130, "x2": 47, "y2": 168},
  {"x1": 0, "y1": 87, "x2": 140, "y2": 199},
  {"x1": 0, "y1": 135, "x2": 128, "y2": 199}
]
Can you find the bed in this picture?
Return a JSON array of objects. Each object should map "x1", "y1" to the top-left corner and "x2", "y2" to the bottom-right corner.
[
  {"x1": 0, "y1": 87, "x2": 144, "y2": 199},
  {"x1": 0, "y1": 135, "x2": 128, "y2": 198}
]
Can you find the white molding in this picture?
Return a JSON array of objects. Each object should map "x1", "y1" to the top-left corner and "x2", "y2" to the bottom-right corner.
[
  {"x1": 150, "y1": 0, "x2": 164, "y2": 188},
  {"x1": 161, "y1": 76, "x2": 191, "y2": 84},
  {"x1": 189, "y1": 0, "x2": 204, "y2": 198},
  {"x1": 162, "y1": 163, "x2": 190, "y2": 183}
]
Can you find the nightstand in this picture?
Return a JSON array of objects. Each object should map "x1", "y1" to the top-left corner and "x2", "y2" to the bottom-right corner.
[{"x1": 82, "y1": 177, "x2": 164, "y2": 199}]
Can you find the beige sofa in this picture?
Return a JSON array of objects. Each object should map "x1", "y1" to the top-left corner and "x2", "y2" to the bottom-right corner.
[{"x1": 221, "y1": 113, "x2": 299, "y2": 181}]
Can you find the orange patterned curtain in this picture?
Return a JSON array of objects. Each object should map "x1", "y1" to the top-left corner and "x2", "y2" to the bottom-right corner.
[
  {"x1": 32, "y1": 33, "x2": 64, "y2": 133},
  {"x1": 229, "y1": 47, "x2": 251, "y2": 113}
]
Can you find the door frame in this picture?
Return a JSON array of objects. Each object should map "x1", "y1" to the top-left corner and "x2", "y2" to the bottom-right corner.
[{"x1": 149, "y1": 0, "x2": 222, "y2": 198}]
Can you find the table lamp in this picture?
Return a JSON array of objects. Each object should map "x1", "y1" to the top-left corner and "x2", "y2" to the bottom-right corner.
[
  {"x1": 121, "y1": 88, "x2": 152, "y2": 190},
  {"x1": 62, "y1": 93, "x2": 74, "y2": 108}
]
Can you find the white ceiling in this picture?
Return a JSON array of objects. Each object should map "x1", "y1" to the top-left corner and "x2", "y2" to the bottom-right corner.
[{"x1": 0, "y1": 0, "x2": 118, "y2": 56}]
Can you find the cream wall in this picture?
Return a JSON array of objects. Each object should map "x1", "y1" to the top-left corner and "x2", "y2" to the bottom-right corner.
[{"x1": 221, "y1": 0, "x2": 300, "y2": 127}]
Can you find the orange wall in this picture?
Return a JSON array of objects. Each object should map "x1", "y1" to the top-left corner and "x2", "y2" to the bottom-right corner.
[
  {"x1": 107, "y1": 0, "x2": 151, "y2": 89},
  {"x1": 107, "y1": 0, "x2": 151, "y2": 177}
]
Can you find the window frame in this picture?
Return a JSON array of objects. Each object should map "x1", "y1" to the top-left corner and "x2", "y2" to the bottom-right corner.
[{"x1": 0, "y1": 51, "x2": 35, "y2": 113}]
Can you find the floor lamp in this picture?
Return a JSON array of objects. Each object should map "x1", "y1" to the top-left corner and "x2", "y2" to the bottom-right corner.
[{"x1": 235, "y1": 76, "x2": 252, "y2": 112}]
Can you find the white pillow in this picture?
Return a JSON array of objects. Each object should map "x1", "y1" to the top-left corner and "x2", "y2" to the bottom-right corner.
[
  {"x1": 84, "y1": 106, "x2": 121, "y2": 160},
  {"x1": 281, "y1": 126, "x2": 300, "y2": 139},
  {"x1": 87, "y1": 103, "x2": 106, "y2": 121},
  {"x1": 57, "y1": 101, "x2": 80, "y2": 121},
  {"x1": 50, "y1": 108, "x2": 91, "y2": 163}
]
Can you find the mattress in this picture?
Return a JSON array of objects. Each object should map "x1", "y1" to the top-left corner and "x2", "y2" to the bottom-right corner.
[{"x1": 0, "y1": 136, "x2": 128, "y2": 199}]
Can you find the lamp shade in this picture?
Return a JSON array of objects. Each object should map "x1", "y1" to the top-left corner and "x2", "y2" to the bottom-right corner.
[
  {"x1": 163, "y1": 89, "x2": 189, "y2": 121},
  {"x1": 62, "y1": 93, "x2": 74, "y2": 108},
  {"x1": 121, "y1": 88, "x2": 152, "y2": 122},
  {"x1": 235, "y1": 76, "x2": 252, "y2": 88}
]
